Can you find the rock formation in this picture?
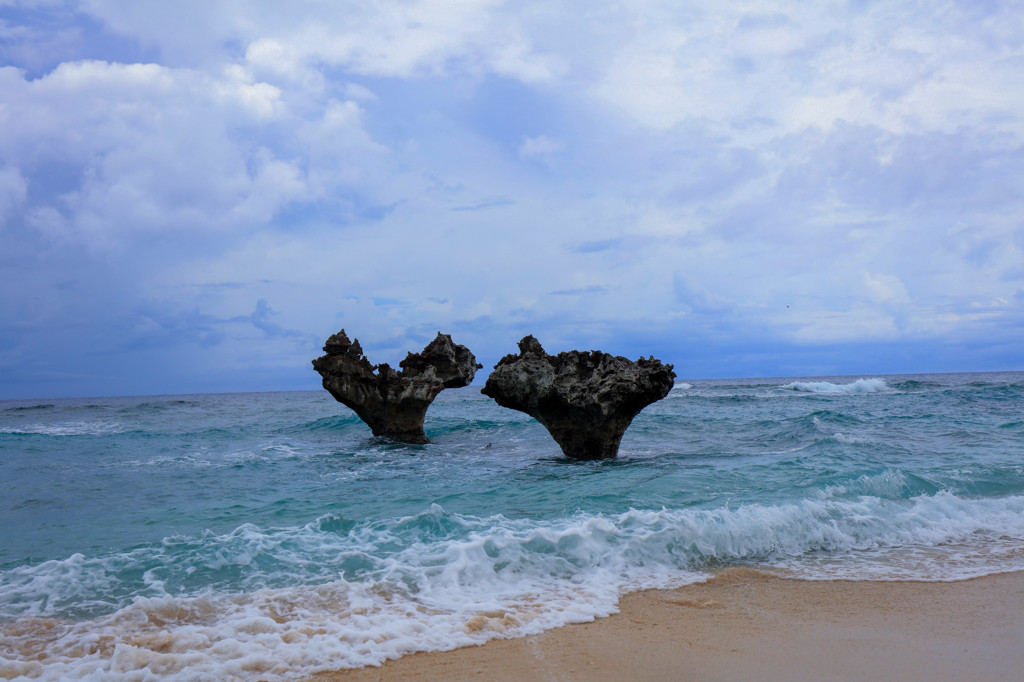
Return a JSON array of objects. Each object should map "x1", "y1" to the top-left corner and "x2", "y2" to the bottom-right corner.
[
  {"x1": 481, "y1": 336, "x2": 676, "y2": 460},
  {"x1": 312, "y1": 330, "x2": 481, "y2": 444}
]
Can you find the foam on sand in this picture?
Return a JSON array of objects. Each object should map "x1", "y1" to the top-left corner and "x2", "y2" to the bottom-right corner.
[{"x1": 313, "y1": 570, "x2": 1024, "y2": 681}]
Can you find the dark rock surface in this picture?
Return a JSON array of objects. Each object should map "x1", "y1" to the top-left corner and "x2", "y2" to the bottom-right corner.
[
  {"x1": 481, "y1": 335, "x2": 676, "y2": 460},
  {"x1": 312, "y1": 330, "x2": 481, "y2": 444}
]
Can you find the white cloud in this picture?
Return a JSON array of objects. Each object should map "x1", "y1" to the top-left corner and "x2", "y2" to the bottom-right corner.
[
  {"x1": 0, "y1": 165, "x2": 27, "y2": 226},
  {"x1": 518, "y1": 135, "x2": 564, "y2": 160},
  {"x1": 591, "y1": 3, "x2": 1024, "y2": 143},
  {"x1": 24, "y1": 205, "x2": 70, "y2": 243},
  {"x1": 81, "y1": 0, "x2": 563, "y2": 83},
  {"x1": 343, "y1": 82, "x2": 378, "y2": 102},
  {"x1": 863, "y1": 270, "x2": 911, "y2": 305},
  {"x1": 0, "y1": 58, "x2": 385, "y2": 250}
]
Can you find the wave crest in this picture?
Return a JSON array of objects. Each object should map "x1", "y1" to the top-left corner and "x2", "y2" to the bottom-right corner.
[{"x1": 783, "y1": 378, "x2": 890, "y2": 394}]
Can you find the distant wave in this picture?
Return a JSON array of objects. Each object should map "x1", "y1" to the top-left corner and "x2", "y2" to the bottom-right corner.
[
  {"x1": 666, "y1": 382, "x2": 693, "y2": 398},
  {"x1": 831, "y1": 432, "x2": 875, "y2": 445},
  {"x1": 288, "y1": 415, "x2": 365, "y2": 433},
  {"x1": 1, "y1": 403, "x2": 56, "y2": 413},
  {"x1": 783, "y1": 378, "x2": 890, "y2": 394},
  {"x1": 0, "y1": 420, "x2": 125, "y2": 436},
  {"x1": 890, "y1": 379, "x2": 941, "y2": 391}
]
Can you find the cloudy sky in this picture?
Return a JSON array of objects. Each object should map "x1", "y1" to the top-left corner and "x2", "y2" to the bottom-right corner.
[{"x1": 1, "y1": 1, "x2": 1022, "y2": 398}]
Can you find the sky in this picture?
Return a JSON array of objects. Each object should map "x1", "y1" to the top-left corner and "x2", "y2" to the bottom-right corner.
[{"x1": 1, "y1": 0, "x2": 1023, "y2": 399}]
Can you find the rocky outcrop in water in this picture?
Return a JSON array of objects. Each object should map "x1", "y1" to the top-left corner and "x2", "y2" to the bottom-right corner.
[
  {"x1": 481, "y1": 336, "x2": 675, "y2": 460},
  {"x1": 312, "y1": 330, "x2": 481, "y2": 444}
]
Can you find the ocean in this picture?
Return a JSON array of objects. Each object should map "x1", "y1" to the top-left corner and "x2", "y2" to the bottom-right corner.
[{"x1": 1, "y1": 372, "x2": 1023, "y2": 680}]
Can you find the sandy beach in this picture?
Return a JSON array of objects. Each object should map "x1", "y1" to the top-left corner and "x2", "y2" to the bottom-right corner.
[{"x1": 312, "y1": 568, "x2": 1024, "y2": 681}]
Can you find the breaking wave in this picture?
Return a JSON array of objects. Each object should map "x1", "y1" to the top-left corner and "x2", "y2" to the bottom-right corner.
[
  {"x1": 783, "y1": 378, "x2": 891, "y2": 394},
  {"x1": 3, "y1": 490, "x2": 1023, "y2": 679}
]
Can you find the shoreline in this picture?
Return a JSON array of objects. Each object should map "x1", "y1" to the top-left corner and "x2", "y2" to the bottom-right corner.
[{"x1": 311, "y1": 568, "x2": 1024, "y2": 681}]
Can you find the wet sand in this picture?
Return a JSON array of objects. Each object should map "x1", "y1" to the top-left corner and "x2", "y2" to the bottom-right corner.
[{"x1": 311, "y1": 569, "x2": 1024, "y2": 681}]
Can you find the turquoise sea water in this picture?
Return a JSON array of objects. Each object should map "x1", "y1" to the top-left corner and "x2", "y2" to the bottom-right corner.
[{"x1": 1, "y1": 372, "x2": 1023, "y2": 679}]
